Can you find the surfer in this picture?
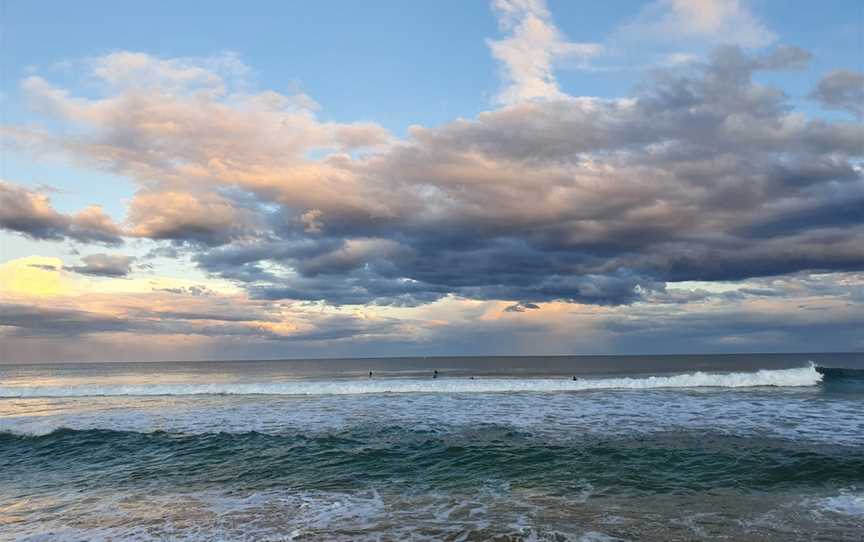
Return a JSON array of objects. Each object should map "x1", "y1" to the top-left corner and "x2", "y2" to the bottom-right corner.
[
  {"x1": 369, "y1": 371, "x2": 373, "y2": 378},
  {"x1": 433, "y1": 369, "x2": 438, "y2": 379}
]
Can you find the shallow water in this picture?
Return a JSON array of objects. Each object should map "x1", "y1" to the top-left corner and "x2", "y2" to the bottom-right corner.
[{"x1": 1, "y1": 353, "x2": 862, "y2": 540}]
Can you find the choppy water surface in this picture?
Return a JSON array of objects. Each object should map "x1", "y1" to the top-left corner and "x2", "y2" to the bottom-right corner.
[{"x1": 1, "y1": 354, "x2": 862, "y2": 541}]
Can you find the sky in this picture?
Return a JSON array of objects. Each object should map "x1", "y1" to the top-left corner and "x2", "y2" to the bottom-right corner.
[{"x1": 1, "y1": 0, "x2": 863, "y2": 363}]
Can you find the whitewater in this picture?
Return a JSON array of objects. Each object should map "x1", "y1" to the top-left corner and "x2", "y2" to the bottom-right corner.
[
  {"x1": 0, "y1": 364, "x2": 822, "y2": 397},
  {"x1": 1, "y1": 354, "x2": 862, "y2": 541}
]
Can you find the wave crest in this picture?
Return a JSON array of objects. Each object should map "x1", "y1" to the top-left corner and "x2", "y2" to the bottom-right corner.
[{"x1": 0, "y1": 365, "x2": 822, "y2": 398}]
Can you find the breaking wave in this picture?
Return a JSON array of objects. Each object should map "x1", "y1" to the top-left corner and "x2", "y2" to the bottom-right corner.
[{"x1": 0, "y1": 364, "x2": 823, "y2": 397}]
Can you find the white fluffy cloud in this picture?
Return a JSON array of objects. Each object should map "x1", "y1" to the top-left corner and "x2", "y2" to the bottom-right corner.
[
  {"x1": 487, "y1": 0, "x2": 601, "y2": 104},
  {"x1": 619, "y1": 0, "x2": 776, "y2": 49}
]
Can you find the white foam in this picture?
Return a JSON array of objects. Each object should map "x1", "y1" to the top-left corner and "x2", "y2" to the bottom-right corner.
[
  {"x1": 814, "y1": 494, "x2": 864, "y2": 517},
  {"x1": 0, "y1": 365, "x2": 822, "y2": 397},
  {"x1": 576, "y1": 533, "x2": 624, "y2": 542}
]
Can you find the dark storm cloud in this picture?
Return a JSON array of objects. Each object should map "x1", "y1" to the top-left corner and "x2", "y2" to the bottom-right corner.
[
  {"x1": 0, "y1": 304, "x2": 132, "y2": 337},
  {"x1": 233, "y1": 241, "x2": 659, "y2": 307},
  {"x1": 13, "y1": 46, "x2": 864, "y2": 308},
  {"x1": 249, "y1": 271, "x2": 450, "y2": 307},
  {"x1": 809, "y1": 70, "x2": 864, "y2": 118},
  {"x1": 186, "y1": 47, "x2": 863, "y2": 306},
  {"x1": 0, "y1": 181, "x2": 123, "y2": 245},
  {"x1": 68, "y1": 253, "x2": 135, "y2": 277}
]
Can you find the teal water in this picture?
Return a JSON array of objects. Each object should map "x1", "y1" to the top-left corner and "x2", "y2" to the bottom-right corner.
[{"x1": 1, "y1": 354, "x2": 862, "y2": 540}]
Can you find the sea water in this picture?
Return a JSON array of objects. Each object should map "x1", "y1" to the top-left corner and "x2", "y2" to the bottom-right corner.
[{"x1": 1, "y1": 353, "x2": 862, "y2": 540}]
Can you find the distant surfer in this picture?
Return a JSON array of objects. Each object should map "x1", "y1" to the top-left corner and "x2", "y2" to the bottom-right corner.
[
  {"x1": 433, "y1": 369, "x2": 438, "y2": 379},
  {"x1": 369, "y1": 371, "x2": 373, "y2": 378},
  {"x1": 572, "y1": 376, "x2": 578, "y2": 381}
]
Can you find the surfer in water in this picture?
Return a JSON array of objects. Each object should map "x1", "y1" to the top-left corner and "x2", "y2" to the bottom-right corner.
[
  {"x1": 433, "y1": 369, "x2": 438, "y2": 379},
  {"x1": 369, "y1": 371, "x2": 373, "y2": 378}
]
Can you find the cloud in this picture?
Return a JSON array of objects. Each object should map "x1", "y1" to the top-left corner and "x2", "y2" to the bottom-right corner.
[
  {"x1": 504, "y1": 301, "x2": 540, "y2": 312},
  {"x1": 0, "y1": 260, "x2": 417, "y2": 349},
  {"x1": 809, "y1": 70, "x2": 864, "y2": 118},
  {"x1": 6, "y1": 46, "x2": 863, "y2": 311},
  {"x1": 0, "y1": 303, "x2": 133, "y2": 337},
  {"x1": 602, "y1": 298, "x2": 864, "y2": 353},
  {"x1": 2, "y1": 256, "x2": 862, "y2": 360},
  {"x1": 487, "y1": 0, "x2": 601, "y2": 104},
  {"x1": 619, "y1": 0, "x2": 776, "y2": 49},
  {"x1": 89, "y1": 51, "x2": 247, "y2": 95},
  {"x1": 127, "y1": 190, "x2": 262, "y2": 246},
  {"x1": 299, "y1": 209, "x2": 324, "y2": 234},
  {"x1": 154, "y1": 285, "x2": 216, "y2": 296},
  {"x1": 2, "y1": 0, "x2": 863, "y2": 360},
  {"x1": 68, "y1": 253, "x2": 135, "y2": 277},
  {"x1": 0, "y1": 180, "x2": 123, "y2": 244}
]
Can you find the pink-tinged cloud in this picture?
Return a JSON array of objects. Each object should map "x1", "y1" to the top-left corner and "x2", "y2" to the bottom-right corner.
[
  {"x1": 4, "y1": 46, "x2": 863, "y2": 311},
  {"x1": 0, "y1": 180, "x2": 123, "y2": 244}
]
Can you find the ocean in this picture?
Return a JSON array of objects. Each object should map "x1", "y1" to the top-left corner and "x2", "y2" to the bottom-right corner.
[{"x1": 1, "y1": 353, "x2": 862, "y2": 541}]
